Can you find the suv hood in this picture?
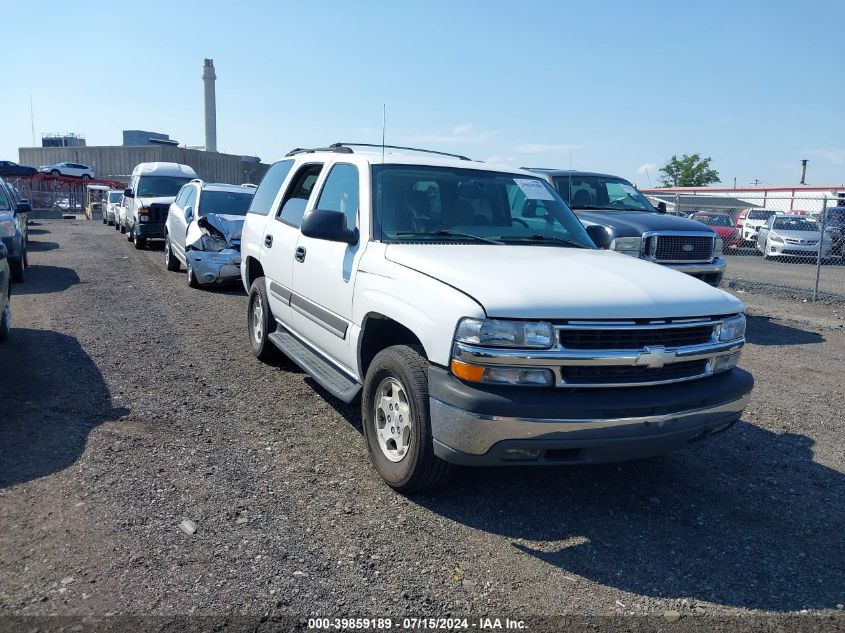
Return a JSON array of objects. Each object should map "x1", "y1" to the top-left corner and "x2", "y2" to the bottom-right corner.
[
  {"x1": 576, "y1": 209, "x2": 714, "y2": 237},
  {"x1": 385, "y1": 244, "x2": 743, "y2": 319}
]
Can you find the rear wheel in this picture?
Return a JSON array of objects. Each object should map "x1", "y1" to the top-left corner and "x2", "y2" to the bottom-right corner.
[
  {"x1": 50, "y1": 169, "x2": 60, "y2": 176},
  {"x1": 164, "y1": 235, "x2": 180, "y2": 271},
  {"x1": 10, "y1": 253, "x2": 25, "y2": 283},
  {"x1": 248, "y1": 278, "x2": 279, "y2": 362},
  {"x1": 361, "y1": 345, "x2": 454, "y2": 492}
]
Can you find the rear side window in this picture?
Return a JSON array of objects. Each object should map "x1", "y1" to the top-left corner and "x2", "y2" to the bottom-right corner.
[
  {"x1": 278, "y1": 164, "x2": 323, "y2": 228},
  {"x1": 316, "y1": 163, "x2": 359, "y2": 229},
  {"x1": 248, "y1": 160, "x2": 294, "y2": 215}
]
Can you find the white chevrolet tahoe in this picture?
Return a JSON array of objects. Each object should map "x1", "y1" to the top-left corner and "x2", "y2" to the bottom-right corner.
[{"x1": 240, "y1": 143, "x2": 754, "y2": 492}]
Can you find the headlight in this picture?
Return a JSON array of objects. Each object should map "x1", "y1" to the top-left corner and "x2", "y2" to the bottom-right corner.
[
  {"x1": 0, "y1": 220, "x2": 15, "y2": 238},
  {"x1": 713, "y1": 351, "x2": 741, "y2": 373},
  {"x1": 715, "y1": 238, "x2": 724, "y2": 254},
  {"x1": 454, "y1": 318, "x2": 554, "y2": 349},
  {"x1": 770, "y1": 235, "x2": 784, "y2": 243},
  {"x1": 200, "y1": 235, "x2": 227, "y2": 252},
  {"x1": 718, "y1": 314, "x2": 746, "y2": 342},
  {"x1": 450, "y1": 360, "x2": 554, "y2": 387},
  {"x1": 609, "y1": 236, "x2": 642, "y2": 257}
]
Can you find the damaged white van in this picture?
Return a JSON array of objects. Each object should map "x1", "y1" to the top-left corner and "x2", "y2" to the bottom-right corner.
[{"x1": 164, "y1": 180, "x2": 255, "y2": 287}]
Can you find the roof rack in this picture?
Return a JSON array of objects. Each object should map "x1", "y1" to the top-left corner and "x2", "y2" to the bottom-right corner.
[
  {"x1": 284, "y1": 142, "x2": 471, "y2": 161},
  {"x1": 332, "y1": 142, "x2": 471, "y2": 161},
  {"x1": 285, "y1": 145, "x2": 353, "y2": 157}
]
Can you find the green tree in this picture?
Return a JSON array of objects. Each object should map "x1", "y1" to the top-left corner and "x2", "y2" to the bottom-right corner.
[{"x1": 659, "y1": 154, "x2": 720, "y2": 187}]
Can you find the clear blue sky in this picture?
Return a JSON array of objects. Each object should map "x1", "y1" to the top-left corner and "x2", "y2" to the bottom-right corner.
[{"x1": 2, "y1": 0, "x2": 843, "y2": 187}]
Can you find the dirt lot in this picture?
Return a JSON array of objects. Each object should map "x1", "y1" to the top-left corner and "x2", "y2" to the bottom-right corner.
[{"x1": 1, "y1": 220, "x2": 844, "y2": 630}]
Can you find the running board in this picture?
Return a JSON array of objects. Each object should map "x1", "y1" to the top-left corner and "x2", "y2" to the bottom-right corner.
[{"x1": 268, "y1": 330, "x2": 361, "y2": 403}]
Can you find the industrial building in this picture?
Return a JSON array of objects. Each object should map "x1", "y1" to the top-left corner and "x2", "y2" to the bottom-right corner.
[
  {"x1": 18, "y1": 145, "x2": 268, "y2": 185},
  {"x1": 18, "y1": 59, "x2": 270, "y2": 186}
]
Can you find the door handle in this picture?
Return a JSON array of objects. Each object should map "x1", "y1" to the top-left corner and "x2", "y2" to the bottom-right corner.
[
  {"x1": 264, "y1": 234, "x2": 273, "y2": 248},
  {"x1": 295, "y1": 246, "x2": 306, "y2": 262}
]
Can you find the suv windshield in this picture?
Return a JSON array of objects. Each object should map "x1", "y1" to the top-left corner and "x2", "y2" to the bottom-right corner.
[
  {"x1": 137, "y1": 176, "x2": 193, "y2": 198},
  {"x1": 373, "y1": 165, "x2": 594, "y2": 248},
  {"x1": 773, "y1": 217, "x2": 818, "y2": 231},
  {"x1": 108, "y1": 192, "x2": 122, "y2": 203},
  {"x1": 199, "y1": 190, "x2": 254, "y2": 217},
  {"x1": 748, "y1": 209, "x2": 776, "y2": 220},
  {"x1": 694, "y1": 214, "x2": 733, "y2": 227},
  {"x1": 552, "y1": 175, "x2": 655, "y2": 212},
  {"x1": 826, "y1": 208, "x2": 845, "y2": 227}
]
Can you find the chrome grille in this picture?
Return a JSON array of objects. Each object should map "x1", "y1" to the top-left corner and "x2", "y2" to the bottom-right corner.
[
  {"x1": 561, "y1": 360, "x2": 708, "y2": 385},
  {"x1": 559, "y1": 325, "x2": 714, "y2": 349},
  {"x1": 644, "y1": 232, "x2": 715, "y2": 263}
]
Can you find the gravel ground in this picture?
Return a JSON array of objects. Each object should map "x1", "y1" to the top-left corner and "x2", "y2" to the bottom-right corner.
[
  {"x1": 1, "y1": 220, "x2": 844, "y2": 631},
  {"x1": 724, "y1": 250, "x2": 845, "y2": 298}
]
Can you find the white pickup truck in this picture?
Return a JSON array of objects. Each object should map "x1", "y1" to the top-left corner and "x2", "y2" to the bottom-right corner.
[{"x1": 240, "y1": 144, "x2": 753, "y2": 491}]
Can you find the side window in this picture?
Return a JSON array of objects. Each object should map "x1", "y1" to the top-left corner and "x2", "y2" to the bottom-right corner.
[
  {"x1": 0, "y1": 186, "x2": 10, "y2": 211},
  {"x1": 316, "y1": 163, "x2": 359, "y2": 230},
  {"x1": 184, "y1": 187, "x2": 197, "y2": 214},
  {"x1": 278, "y1": 164, "x2": 323, "y2": 228},
  {"x1": 248, "y1": 160, "x2": 294, "y2": 215},
  {"x1": 174, "y1": 186, "x2": 189, "y2": 207}
]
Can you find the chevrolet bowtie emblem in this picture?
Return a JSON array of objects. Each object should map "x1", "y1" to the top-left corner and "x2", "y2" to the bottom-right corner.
[{"x1": 635, "y1": 345, "x2": 677, "y2": 369}]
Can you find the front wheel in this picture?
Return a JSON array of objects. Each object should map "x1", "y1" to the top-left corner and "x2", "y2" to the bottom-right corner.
[
  {"x1": 186, "y1": 260, "x2": 199, "y2": 288},
  {"x1": 82, "y1": 174, "x2": 91, "y2": 180},
  {"x1": 164, "y1": 235, "x2": 180, "y2": 271},
  {"x1": 247, "y1": 278, "x2": 279, "y2": 362},
  {"x1": 0, "y1": 299, "x2": 11, "y2": 341},
  {"x1": 10, "y1": 254, "x2": 25, "y2": 283},
  {"x1": 361, "y1": 345, "x2": 454, "y2": 492}
]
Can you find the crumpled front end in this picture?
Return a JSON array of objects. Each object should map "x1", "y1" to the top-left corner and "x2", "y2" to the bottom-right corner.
[{"x1": 185, "y1": 214, "x2": 243, "y2": 285}]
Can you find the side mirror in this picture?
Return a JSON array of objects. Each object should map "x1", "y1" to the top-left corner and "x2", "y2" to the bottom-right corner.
[
  {"x1": 585, "y1": 224, "x2": 613, "y2": 249},
  {"x1": 656, "y1": 201, "x2": 667, "y2": 214},
  {"x1": 16, "y1": 201, "x2": 32, "y2": 214},
  {"x1": 123, "y1": 188, "x2": 134, "y2": 198},
  {"x1": 301, "y1": 208, "x2": 358, "y2": 245}
]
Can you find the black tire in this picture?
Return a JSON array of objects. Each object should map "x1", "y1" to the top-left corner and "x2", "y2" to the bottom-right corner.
[
  {"x1": 119, "y1": 222, "x2": 125, "y2": 233},
  {"x1": 82, "y1": 174, "x2": 91, "y2": 180},
  {"x1": 164, "y1": 234, "x2": 180, "y2": 271},
  {"x1": 126, "y1": 225, "x2": 133, "y2": 241},
  {"x1": 186, "y1": 260, "x2": 200, "y2": 288},
  {"x1": 361, "y1": 345, "x2": 454, "y2": 492},
  {"x1": 133, "y1": 228, "x2": 146, "y2": 250},
  {"x1": 102, "y1": 216, "x2": 107, "y2": 224},
  {"x1": 10, "y1": 255, "x2": 25, "y2": 283},
  {"x1": 50, "y1": 169, "x2": 60, "y2": 176},
  {"x1": 247, "y1": 278, "x2": 279, "y2": 362},
  {"x1": 0, "y1": 299, "x2": 10, "y2": 341}
]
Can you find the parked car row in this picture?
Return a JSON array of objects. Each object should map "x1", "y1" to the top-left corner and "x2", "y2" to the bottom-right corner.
[
  {"x1": 0, "y1": 174, "x2": 34, "y2": 342},
  {"x1": 104, "y1": 147, "x2": 754, "y2": 492}
]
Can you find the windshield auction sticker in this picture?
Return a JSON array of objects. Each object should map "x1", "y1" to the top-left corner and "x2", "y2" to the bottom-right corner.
[{"x1": 513, "y1": 178, "x2": 556, "y2": 201}]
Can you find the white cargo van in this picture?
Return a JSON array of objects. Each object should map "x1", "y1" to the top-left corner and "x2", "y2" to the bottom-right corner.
[{"x1": 122, "y1": 162, "x2": 197, "y2": 249}]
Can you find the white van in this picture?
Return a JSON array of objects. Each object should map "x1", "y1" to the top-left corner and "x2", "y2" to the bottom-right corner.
[{"x1": 122, "y1": 162, "x2": 198, "y2": 249}]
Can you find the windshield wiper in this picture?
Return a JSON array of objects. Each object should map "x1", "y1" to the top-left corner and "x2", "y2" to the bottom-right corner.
[
  {"x1": 571, "y1": 204, "x2": 649, "y2": 212},
  {"x1": 394, "y1": 230, "x2": 503, "y2": 245},
  {"x1": 498, "y1": 234, "x2": 589, "y2": 248}
]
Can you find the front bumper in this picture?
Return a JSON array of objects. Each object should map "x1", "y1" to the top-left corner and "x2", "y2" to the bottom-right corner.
[
  {"x1": 186, "y1": 249, "x2": 241, "y2": 285},
  {"x1": 663, "y1": 257, "x2": 726, "y2": 286},
  {"x1": 767, "y1": 242, "x2": 832, "y2": 258},
  {"x1": 135, "y1": 221, "x2": 165, "y2": 239},
  {"x1": 428, "y1": 366, "x2": 753, "y2": 465}
]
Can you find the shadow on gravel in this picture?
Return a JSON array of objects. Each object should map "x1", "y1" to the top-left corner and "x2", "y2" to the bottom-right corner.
[
  {"x1": 413, "y1": 423, "x2": 845, "y2": 612},
  {"x1": 745, "y1": 315, "x2": 824, "y2": 346},
  {"x1": 27, "y1": 228, "x2": 50, "y2": 235},
  {"x1": 13, "y1": 265, "x2": 79, "y2": 295},
  {"x1": 0, "y1": 328, "x2": 128, "y2": 489},
  {"x1": 26, "y1": 240, "x2": 59, "y2": 252}
]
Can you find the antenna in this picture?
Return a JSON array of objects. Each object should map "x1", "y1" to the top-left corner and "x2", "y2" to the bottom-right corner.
[
  {"x1": 645, "y1": 167, "x2": 652, "y2": 188},
  {"x1": 568, "y1": 150, "x2": 573, "y2": 204},
  {"x1": 29, "y1": 91, "x2": 35, "y2": 147},
  {"x1": 381, "y1": 104, "x2": 386, "y2": 164}
]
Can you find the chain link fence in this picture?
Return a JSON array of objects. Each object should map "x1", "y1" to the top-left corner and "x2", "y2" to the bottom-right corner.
[{"x1": 647, "y1": 193, "x2": 845, "y2": 300}]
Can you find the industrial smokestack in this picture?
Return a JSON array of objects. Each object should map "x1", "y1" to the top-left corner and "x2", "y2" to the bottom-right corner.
[
  {"x1": 800, "y1": 159, "x2": 808, "y2": 185},
  {"x1": 203, "y1": 59, "x2": 217, "y2": 152}
]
